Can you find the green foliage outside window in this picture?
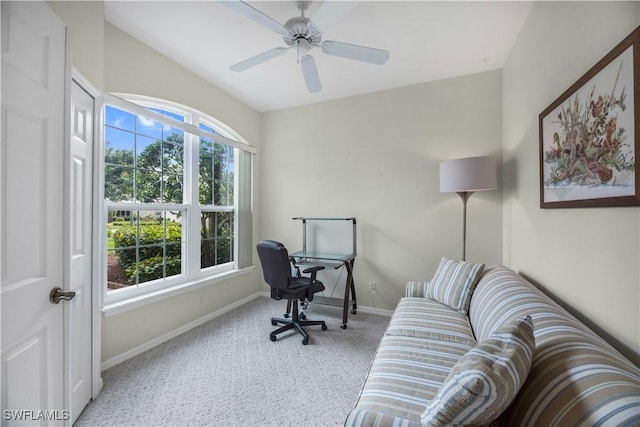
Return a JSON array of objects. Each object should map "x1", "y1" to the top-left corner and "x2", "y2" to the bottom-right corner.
[
  {"x1": 105, "y1": 133, "x2": 184, "y2": 204},
  {"x1": 201, "y1": 211, "x2": 233, "y2": 268},
  {"x1": 126, "y1": 255, "x2": 182, "y2": 284},
  {"x1": 112, "y1": 220, "x2": 182, "y2": 284}
]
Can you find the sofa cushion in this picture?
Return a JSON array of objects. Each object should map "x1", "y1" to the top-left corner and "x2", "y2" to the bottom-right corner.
[
  {"x1": 346, "y1": 335, "x2": 474, "y2": 424},
  {"x1": 427, "y1": 257, "x2": 484, "y2": 314},
  {"x1": 345, "y1": 409, "x2": 419, "y2": 427},
  {"x1": 386, "y1": 298, "x2": 477, "y2": 346},
  {"x1": 421, "y1": 316, "x2": 535, "y2": 426},
  {"x1": 405, "y1": 281, "x2": 429, "y2": 298},
  {"x1": 469, "y1": 266, "x2": 640, "y2": 426}
]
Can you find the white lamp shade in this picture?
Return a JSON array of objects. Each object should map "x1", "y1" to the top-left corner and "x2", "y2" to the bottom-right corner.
[{"x1": 440, "y1": 156, "x2": 497, "y2": 193}]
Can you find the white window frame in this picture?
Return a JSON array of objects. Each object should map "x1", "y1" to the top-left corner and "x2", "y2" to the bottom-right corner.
[{"x1": 101, "y1": 94, "x2": 255, "y2": 311}]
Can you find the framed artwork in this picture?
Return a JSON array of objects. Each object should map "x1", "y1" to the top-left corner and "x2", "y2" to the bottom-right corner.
[{"x1": 539, "y1": 27, "x2": 640, "y2": 208}]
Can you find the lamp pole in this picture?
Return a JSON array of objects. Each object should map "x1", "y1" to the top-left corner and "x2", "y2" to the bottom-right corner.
[
  {"x1": 439, "y1": 156, "x2": 497, "y2": 262},
  {"x1": 457, "y1": 191, "x2": 473, "y2": 261}
]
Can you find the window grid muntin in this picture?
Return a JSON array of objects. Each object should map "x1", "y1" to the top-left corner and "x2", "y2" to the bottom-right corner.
[
  {"x1": 106, "y1": 207, "x2": 186, "y2": 289},
  {"x1": 200, "y1": 208, "x2": 234, "y2": 270},
  {"x1": 104, "y1": 110, "x2": 186, "y2": 205},
  {"x1": 198, "y1": 127, "x2": 234, "y2": 208},
  {"x1": 198, "y1": 120, "x2": 235, "y2": 271}
]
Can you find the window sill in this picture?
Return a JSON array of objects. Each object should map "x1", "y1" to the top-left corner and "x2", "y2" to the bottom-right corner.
[{"x1": 102, "y1": 266, "x2": 255, "y2": 317}]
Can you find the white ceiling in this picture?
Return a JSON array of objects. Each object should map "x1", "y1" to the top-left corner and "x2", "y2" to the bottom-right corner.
[{"x1": 105, "y1": 1, "x2": 533, "y2": 112}]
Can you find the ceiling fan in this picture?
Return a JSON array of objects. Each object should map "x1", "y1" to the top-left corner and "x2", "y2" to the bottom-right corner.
[{"x1": 222, "y1": 0, "x2": 390, "y2": 93}]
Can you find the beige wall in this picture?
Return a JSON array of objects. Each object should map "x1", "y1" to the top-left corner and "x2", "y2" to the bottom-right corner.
[
  {"x1": 261, "y1": 70, "x2": 504, "y2": 311},
  {"x1": 104, "y1": 23, "x2": 261, "y2": 145},
  {"x1": 503, "y1": 1, "x2": 639, "y2": 364},
  {"x1": 48, "y1": 1, "x2": 105, "y2": 89}
]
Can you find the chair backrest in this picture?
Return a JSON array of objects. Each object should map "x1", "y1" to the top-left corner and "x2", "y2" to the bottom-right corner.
[{"x1": 256, "y1": 240, "x2": 292, "y2": 291}]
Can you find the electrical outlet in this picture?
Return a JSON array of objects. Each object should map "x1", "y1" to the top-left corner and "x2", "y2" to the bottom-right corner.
[{"x1": 369, "y1": 281, "x2": 377, "y2": 293}]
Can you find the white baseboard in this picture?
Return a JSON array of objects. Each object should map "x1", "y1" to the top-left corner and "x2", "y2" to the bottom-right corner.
[
  {"x1": 356, "y1": 305, "x2": 394, "y2": 317},
  {"x1": 101, "y1": 291, "x2": 263, "y2": 371}
]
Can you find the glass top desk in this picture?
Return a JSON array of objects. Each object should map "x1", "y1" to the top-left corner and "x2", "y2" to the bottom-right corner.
[{"x1": 289, "y1": 217, "x2": 358, "y2": 329}]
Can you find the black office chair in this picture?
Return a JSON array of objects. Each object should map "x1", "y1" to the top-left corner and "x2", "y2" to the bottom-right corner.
[{"x1": 257, "y1": 240, "x2": 327, "y2": 345}]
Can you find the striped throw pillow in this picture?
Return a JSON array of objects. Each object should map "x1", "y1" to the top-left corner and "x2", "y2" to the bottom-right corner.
[
  {"x1": 427, "y1": 257, "x2": 484, "y2": 314},
  {"x1": 421, "y1": 316, "x2": 535, "y2": 426}
]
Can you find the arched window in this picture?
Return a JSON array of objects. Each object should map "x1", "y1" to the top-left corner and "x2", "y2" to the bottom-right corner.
[{"x1": 102, "y1": 94, "x2": 254, "y2": 304}]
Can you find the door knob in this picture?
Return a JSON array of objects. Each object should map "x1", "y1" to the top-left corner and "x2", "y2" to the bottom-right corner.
[{"x1": 50, "y1": 287, "x2": 76, "y2": 304}]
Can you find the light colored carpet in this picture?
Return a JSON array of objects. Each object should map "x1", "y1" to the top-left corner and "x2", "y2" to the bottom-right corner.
[{"x1": 76, "y1": 297, "x2": 390, "y2": 426}]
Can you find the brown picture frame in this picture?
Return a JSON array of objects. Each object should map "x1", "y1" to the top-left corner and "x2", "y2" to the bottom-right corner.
[{"x1": 539, "y1": 27, "x2": 640, "y2": 208}]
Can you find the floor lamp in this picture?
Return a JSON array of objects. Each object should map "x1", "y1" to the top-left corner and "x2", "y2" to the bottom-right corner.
[{"x1": 440, "y1": 156, "x2": 497, "y2": 261}]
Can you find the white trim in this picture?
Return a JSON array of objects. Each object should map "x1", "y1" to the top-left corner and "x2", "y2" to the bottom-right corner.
[
  {"x1": 70, "y1": 69, "x2": 105, "y2": 404},
  {"x1": 104, "y1": 93, "x2": 256, "y2": 154},
  {"x1": 92, "y1": 92, "x2": 106, "y2": 400},
  {"x1": 104, "y1": 201, "x2": 189, "y2": 211},
  {"x1": 103, "y1": 266, "x2": 255, "y2": 317},
  {"x1": 72, "y1": 66, "x2": 99, "y2": 96},
  {"x1": 63, "y1": 29, "x2": 72, "y2": 426},
  {"x1": 355, "y1": 304, "x2": 394, "y2": 317},
  {"x1": 101, "y1": 290, "x2": 263, "y2": 371},
  {"x1": 104, "y1": 260, "x2": 235, "y2": 306}
]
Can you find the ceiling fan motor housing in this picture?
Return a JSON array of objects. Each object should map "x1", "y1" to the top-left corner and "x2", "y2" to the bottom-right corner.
[{"x1": 283, "y1": 16, "x2": 321, "y2": 47}]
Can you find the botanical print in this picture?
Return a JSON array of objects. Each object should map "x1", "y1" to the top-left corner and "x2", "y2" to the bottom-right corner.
[{"x1": 541, "y1": 45, "x2": 635, "y2": 203}]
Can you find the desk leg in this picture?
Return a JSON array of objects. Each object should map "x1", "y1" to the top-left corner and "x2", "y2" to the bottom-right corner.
[
  {"x1": 341, "y1": 260, "x2": 356, "y2": 329},
  {"x1": 349, "y1": 259, "x2": 357, "y2": 314}
]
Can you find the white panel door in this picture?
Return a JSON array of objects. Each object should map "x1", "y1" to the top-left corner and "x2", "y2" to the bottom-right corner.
[
  {"x1": 67, "y1": 80, "x2": 93, "y2": 424},
  {"x1": 1, "y1": 1, "x2": 68, "y2": 425}
]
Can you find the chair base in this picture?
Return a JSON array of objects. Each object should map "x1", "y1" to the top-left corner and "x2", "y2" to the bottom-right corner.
[{"x1": 270, "y1": 300, "x2": 327, "y2": 345}]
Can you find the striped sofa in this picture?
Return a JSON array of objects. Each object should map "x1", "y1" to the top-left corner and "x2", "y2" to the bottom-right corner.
[{"x1": 346, "y1": 265, "x2": 640, "y2": 426}]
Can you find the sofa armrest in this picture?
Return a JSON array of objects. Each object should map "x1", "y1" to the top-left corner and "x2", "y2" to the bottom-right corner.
[{"x1": 405, "y1": 281, "x2": 429, "y2": 298}]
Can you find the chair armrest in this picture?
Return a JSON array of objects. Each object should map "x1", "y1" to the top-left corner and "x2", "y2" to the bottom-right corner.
[
  {"x1": 405, "y1": 281, "x2": 429, "y2": 298},
  {"x1": 303, "y1": 265, "x2": 325, "y2": 281}
]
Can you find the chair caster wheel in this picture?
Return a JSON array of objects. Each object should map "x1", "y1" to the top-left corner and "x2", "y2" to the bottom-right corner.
[
  {"x1": 301, "y1": 313, "x2": 307, "y2": 320},
  {"x1": 270, "y1": 334, "x2": 277, "y2": 342},
  {"x1": 302, "y1": 337, "x2": 309, "y2": 345},
  {"x1": 322, "y1": 324, "x2": 327, "y2": 330},
  {"x1": 271, "y1": 319, "x2": 278, "y2": 326},
  {"x1": 341, "y1": 324, "x2": 347, "y2": 329}
]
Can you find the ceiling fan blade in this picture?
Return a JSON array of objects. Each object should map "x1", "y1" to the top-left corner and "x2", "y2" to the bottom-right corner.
[
  {"x1": 220, "y1": 0, "x2": 287, "y2": 35},
  {"x1": 308, "y1": 1, "x2": 357, "y2": 33},
  {"x1": 300, "y1": 55, "x2": 322, "y2": 93},
  {"x1": 230, "y1": 47, "x2": 288, "y2": 72},
  {"x1": 321, "y1": 40, "x2": 389, "y2": 65}
]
